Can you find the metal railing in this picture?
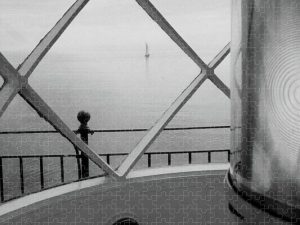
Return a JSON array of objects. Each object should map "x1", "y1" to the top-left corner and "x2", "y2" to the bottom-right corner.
[
  {"x1": 0, "y1": 149, "x2": 230, "y2": 203},
  {"x1": 0, "y1": 125, "x2": 230, "y2": 135},
  {"x1": 0, "y1": 124, "x2": 230, "y2": 180}
]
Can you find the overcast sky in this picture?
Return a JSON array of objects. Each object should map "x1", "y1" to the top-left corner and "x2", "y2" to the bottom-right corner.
[{"x1": 0, "y1": 0, "x2": 230, "y2": 57}]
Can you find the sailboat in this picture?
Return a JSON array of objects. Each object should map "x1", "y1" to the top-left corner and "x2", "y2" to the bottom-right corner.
[{"x1": 145, "y1": 42, "x2": 150, "y2": 58}]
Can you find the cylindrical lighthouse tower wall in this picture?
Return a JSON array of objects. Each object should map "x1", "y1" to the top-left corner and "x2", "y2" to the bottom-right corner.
[{"x1": 230, "y1": 0, "x2": 300, "y2": 216}]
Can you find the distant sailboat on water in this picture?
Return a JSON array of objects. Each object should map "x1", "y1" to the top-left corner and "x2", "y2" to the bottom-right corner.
[{"x1": 145, "y1": 43, "x2": 150, "y2": 58}]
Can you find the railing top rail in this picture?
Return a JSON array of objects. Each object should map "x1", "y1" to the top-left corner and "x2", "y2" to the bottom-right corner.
[
  {"x1": 145, "y1": 149, "x2": 230, "y2": 155},
  {"x1": 0, "y1": 125, "x2": 230, "y2": 135},
  {"x1": 0, "y1": 149, "x2": 230, "y2": 159}
]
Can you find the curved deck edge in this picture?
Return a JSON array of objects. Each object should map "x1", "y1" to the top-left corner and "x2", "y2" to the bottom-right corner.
[{"x1": 0, "y1": 163, "x2": 229, "y2": 222}]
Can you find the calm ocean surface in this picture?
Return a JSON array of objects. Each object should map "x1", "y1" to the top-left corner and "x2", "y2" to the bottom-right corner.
[
  {"x1": 1, "y1": 50, "x2": 230, "y2": 156},
  {"x1": 0, "y1": 0, "x2": 231, "y2": 197}
]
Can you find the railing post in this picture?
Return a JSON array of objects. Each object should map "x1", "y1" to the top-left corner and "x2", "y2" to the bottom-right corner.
[
  {"x1": 0, "y1": 157, "x2": 4, "y2": 202},
  {"x1": 168, "y1": 153, "x2": 171, "y2": 166},
  {"x1": 188, "y1": 152, "x2": 192, "y2": 164},
  {"x1": 106, "y1": 154, "x2": 110, "y2": 165},
  {"x1": 208, "y1": 151, "x2": 211, "y2": 163},
  {"x1": 227, "y1": 150, "x2": 230, "y2": 162},
  {"x1": 147, "y1": 154, "x2": 151, "y2": 168},
  {"x1": 76, "y1": 111, "x2": 92, "y2": 178},
  {"x1": 60, "y1": 156, "x2": 64, "y2": 183},
  {"x1": 39, "y1": 157, "x2": 44, "y2": 189},
  {"x1": 76, "y1": 154, "x2": 82, "y2": 180},
  {"x1": 19, "y1": 157, "x2": 24, "y2": 194}
]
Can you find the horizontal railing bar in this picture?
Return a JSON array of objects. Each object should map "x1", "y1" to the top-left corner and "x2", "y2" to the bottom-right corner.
[
  {"x1": 0, "y1": 154, "x2": 126, "y2": 158},
  {"x1": 0, "y1": 130, "x2": 59, "y2": 134},
  {"x1": 0, "y1": 125, "x2": 230, "y2": 135},
  {"x1": 93, "y1": 125, "x2": 230, "y2": 133},
  {"x1": 0, "y1": 155, "x2": 77, "y2": 159},
  {"x1": 100, "y1": 153, "x2": 128, "y2": 156},
  {"x1": 145, "y1": 150, "x2": 230, "y2": 155},
  {"x1": 0, "y1": 149, "x2": 230, "y2": 159}
]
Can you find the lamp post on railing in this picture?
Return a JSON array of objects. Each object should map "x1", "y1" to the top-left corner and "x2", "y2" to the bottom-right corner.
[{"x1": 76, "y1": 111, "x2": 93, "y2": 178}]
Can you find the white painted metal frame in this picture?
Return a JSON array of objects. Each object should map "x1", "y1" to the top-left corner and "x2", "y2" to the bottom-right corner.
[{"x1": 0, "y1": 0, "x2": 230, "y2": 180}]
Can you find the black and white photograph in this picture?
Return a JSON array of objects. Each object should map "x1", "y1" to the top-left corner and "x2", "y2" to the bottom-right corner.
[{"x1": 0, "y1": 0, "x2": 299, "y2": 224}]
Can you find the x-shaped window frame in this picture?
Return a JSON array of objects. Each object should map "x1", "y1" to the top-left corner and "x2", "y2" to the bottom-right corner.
[{"x1": 0, "y1": 0, "x2": 230, "y2": 180}]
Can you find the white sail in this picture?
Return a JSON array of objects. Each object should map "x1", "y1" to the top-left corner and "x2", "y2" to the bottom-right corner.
[{"x1": 145, "y1": 43, "x2": 150, "y2": 57}]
